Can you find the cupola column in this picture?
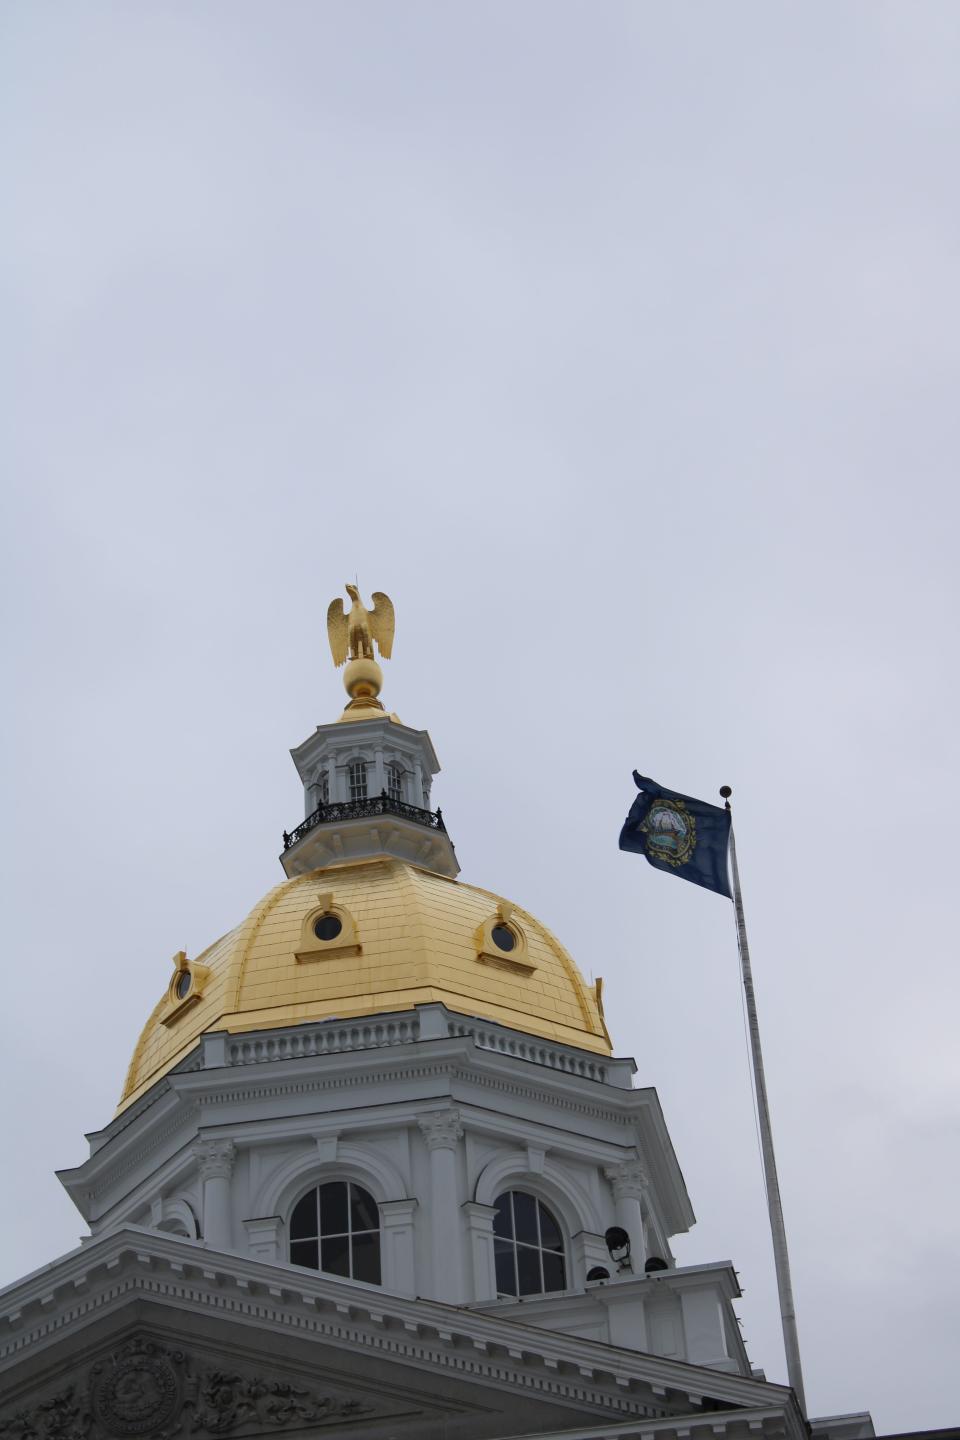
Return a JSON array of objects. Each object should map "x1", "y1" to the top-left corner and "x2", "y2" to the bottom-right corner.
[
  {"x1": 604, "y1": 1160, "x2": 649, "y2": 1274},
  {"x1": 196, "y1": 1139, "x2": 237, "y2": 1252},
  {"x1": 418, "y1": 1110, "x2": 464, "y2": 1303}
]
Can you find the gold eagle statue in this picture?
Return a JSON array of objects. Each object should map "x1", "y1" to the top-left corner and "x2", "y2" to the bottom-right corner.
[{"x1": 326, "y1": 584, "x2": 395, "y2": 667}]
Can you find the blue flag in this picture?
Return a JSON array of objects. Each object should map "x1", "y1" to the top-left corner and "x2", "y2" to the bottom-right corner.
[{"x1": 619, "y1": 773, "x2": 732, "y2": 898}]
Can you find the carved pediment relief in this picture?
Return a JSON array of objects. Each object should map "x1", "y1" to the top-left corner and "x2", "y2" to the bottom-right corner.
[{"x1": 0, "y1": 1336, "x2": 376, "y2": 1440}]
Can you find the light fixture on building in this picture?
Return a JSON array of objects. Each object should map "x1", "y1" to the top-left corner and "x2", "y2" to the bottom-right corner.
[{"x1": 604, "y1": 1226, "x2": 631, "y2": 1272}]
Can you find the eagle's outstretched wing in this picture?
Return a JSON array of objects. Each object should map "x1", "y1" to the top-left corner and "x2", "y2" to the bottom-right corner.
[
  {"x1": 368, "y1": 591, "x2": 395, "y2": 659},
  {"x1": 326, "y1": 598, "x2": 350, "y2": 666}
]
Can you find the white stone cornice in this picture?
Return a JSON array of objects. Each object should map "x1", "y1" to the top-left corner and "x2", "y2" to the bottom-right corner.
[
  {"x1": 417, "y1": 1109, "x2": 464, "y2": 1151},
  {"x1": 194, "y1": 1138, "x2": 237, "y2": 1180},
  {"x1": 0, "y1": 1228, "x2": 804, "y2": 1438},
  {"x1": 63, "y1": 1022, "x2": 695, "y2": 1241}
]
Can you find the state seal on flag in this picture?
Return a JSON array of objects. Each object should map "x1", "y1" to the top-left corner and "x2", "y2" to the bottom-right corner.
[{"x1": 640, "y1": 798, "x2": 696, "y2": 868}]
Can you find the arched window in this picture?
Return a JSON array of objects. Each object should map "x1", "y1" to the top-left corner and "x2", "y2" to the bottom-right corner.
[
  {"x1": 289, "y1": 1181, "x2": 381, "y2": 1285},
  {"x1": 386, "y1": 764, "x2": 404, "y2": 802},
  {"x1": 348, "y1": 761, "x2": 368, "y2": 802},
  {"x1": 493, "y1": 1190, "x2": 566, "y2": 1297}
]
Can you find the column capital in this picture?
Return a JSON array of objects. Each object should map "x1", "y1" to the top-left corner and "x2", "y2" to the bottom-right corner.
[
  {"x1": 195, "y1": 1138, "x2": 237, "y2": 1181},
  {"x1": 418, "y1": 1109, "x2": 464, "y2": 1151},
  {"x1": 604, "y1": 1158, "x2": 649, "y2": 1201}
]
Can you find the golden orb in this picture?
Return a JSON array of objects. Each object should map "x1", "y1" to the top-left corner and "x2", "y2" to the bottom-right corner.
[{"x1": 343, "y1": 656, "x2": 382, "y2": 700}]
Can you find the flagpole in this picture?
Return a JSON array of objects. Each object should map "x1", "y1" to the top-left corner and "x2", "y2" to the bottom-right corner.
[{"x1": 720, "y1": 786, "x2": 807, "y2": 1417}]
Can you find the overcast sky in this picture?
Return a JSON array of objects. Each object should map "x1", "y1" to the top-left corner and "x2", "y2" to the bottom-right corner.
[{"x1": 2, "y1": 3, "x2": 959, "y2": 1431}]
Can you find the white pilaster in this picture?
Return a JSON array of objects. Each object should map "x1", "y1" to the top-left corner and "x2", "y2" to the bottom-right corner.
[
  {"x1": 574, "y1": 1229, "x2": 614, "y2": 1284},
  {"x1": 681, "y1": 1288, "x2": 731, "y2": 1367},
  {"x1": 380, "y1": 1198, "x2": 418, "y2": 1296},
  {"x1": 418, "y1": 1109, "x2": 464, "y2": 1303},
  {"x1": 244, "y1": 1214, "x2": 282, "y2": 1262},
  {"x1": 604, "y1": 1160, "x2": 649, "y2": 1274},
  {"x1": 196, "y1": 1139, "x2": 237, "y2": 1251},
  {"x1": 463, "y1": 1201, "x2": 499, "y2": 1301}
]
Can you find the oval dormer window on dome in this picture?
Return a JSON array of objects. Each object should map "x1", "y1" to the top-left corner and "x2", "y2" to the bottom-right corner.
[
  {"x1": 289, "y1": 1181, "x2": 381, "y2": 1285},
  {"x1": 476, "y1": 904, "x2": 535, "y2": 976},
  {"x1": 493, "y1": 1190, "x2": 566, "y2": 1298},
  {"x1": 296, "y1": 893, "x2": 361, "y2": 964},
  {"x1": 314, "y1": 913, "x2": 343, "y2": 941}
]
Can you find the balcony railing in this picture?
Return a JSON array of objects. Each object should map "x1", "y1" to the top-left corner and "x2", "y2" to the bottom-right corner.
[{"x1": 283, "y1": 792, "x2": 446, "y2": 851}]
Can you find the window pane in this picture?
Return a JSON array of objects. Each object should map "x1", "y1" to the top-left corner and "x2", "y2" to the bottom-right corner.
[
  {"x1": 492, "y1": 1193, "x2": 513, "y2": 1238},
  {"x1": 538, "y1": 1201, "x2": 563, "y2": 1252},
  {"x1": 319, "y1": 1181, "x2": 348, "y2": 1236},
  {"x1": 290, "y1": 1239, "x2": 319, "y2": 1271},
  {"x1": 351, "y1": 1232, "x2": 381, "y2": 1285},
  {"x1": 350, "y1": 1185, "x2": 379, "y2": 1232},
  {"x1": 494, "y1": 1239, "x2": 517, "y2": 1297},
  {"x1": 290, "y1": 1191, "x2": 318, "y2": 1241},
  {"x1": 513, "y1": 1191, "x2": 538, "y2": 1246},
  {"x1": 542, "y1": 1251, "x2": 566, "y2": 1293},
  {"x1": 516, "y1": 1244, "x2": 542, "y2": 1297},
  {"x1": 321, "y1": 1233, "x2": 351, "y2": 1277}
]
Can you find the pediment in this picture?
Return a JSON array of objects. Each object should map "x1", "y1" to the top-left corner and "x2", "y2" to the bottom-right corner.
[
  {"x1": 0, "y1": 1328, "x2": 417, "y2": 1440},
  {"x1": 0, "y1": 1230, "x2": 805, "y2": 1440}
]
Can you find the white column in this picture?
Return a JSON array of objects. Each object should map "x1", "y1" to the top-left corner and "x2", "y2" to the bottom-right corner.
[
  {"x1": 373, "y1": 746, "x2": 386, "y2": 795},
  {"x1": 326, "y1": 756, "x2": 338, "y2": 802},
  {"x1": 380, "y1": 1199, "x2": 418, "y2": 1296},
  {"x1": 196, "y1": 1139, "x2": 236, "y2": 1251},
  {"x1": 462, "y1": 1201, "x2": 499, "y2": 1300},
  {"x1": 418, "y1": 1110, "x2": 464, "y2": 1303},
  {"x1": 603, "y1": 1160, "x2": 648, "y2": 1274},
  {"x1": 413, "y1": 758, "x2": 424, "y2": 806}
]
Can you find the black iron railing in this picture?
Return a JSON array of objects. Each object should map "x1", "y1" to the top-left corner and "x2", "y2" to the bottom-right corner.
[{"x1": 283, "y1": 792, "x2": 446, "y2": 851}]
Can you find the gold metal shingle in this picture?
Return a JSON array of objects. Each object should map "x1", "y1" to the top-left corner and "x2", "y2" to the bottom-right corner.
[{"x1": 118, "y1": 858, "x2": 610, "y2": 1111}]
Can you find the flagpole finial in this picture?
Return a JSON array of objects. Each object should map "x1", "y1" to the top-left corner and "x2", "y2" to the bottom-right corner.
[{"x1": 719, "y1": 784, "x2": 732, "y2": 812}]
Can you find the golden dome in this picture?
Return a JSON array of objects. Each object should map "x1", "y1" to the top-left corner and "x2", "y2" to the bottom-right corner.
[{"x1": 120, "y1": 858, "x2": 611, "y2": 1112}]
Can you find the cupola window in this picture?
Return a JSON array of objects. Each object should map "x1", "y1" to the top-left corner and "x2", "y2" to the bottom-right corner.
[
  {"x1": 289, "y1": 1181, "x2": 381, "y2": 1285},
  {"x1": 175, "y1": 970, "x2": 192, "y2": 999},
  {"x1": 386, "y1": 763, "x2": 404, "y2": 802},
  {"x1": 348, "y1": 761, "x2": 368, "y2": 802},
  {"x1": 492, "y1": 1190, "x2": 566, "y2": 1297}
]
